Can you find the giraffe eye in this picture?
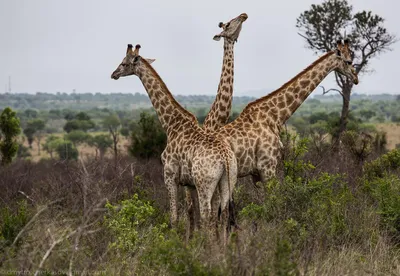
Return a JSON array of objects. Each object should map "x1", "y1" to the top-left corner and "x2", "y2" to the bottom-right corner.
[
  {"x1": 225, "y1": 22, "x2": 230, "y2": 28},
  {"x1": 346, "y1": 61, "x2": 352, "y2": 65}
]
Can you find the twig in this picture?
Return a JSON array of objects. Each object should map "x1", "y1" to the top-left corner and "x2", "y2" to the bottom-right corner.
[
  {"x1": 34, "y1": 229, "x2": 77, "y2": 276},
  {"x1": 12, "y1": 199, "x2": 64, "y2": 246},
  {"x1": 12, "y1": 206, "x2": 47, "y2": 246},
  {"x1": 319, "y1": 85, "x2": 350, "y2": 102},
  {"x1": 18, "y1": 190, "x2": 35, "y2": 203}
]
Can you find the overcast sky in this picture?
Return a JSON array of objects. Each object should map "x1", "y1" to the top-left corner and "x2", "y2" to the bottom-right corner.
[{"x1": 1, "y1": 0, "x2": 399, "y2": 97}]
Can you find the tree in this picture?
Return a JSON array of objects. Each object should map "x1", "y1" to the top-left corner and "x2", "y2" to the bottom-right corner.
[
  {"x1": 88, "y1": 134, "x2": 113, "y2": 160},
  {"x1": 24, "y1": 109, "x2": 38, "y2": 119},
  {"x1": 130, "y1": 112, "x2": 167, "y2": 159},
  {"x1": 63, "y1": 112, "x2": 95, "y2": 133},
  {"x1": 103, "y1": 114, "x2": 121, "y2": 162},
  {"x1": 0, "y1": 107, "x2": 21, "y2": 165},
  {"x1": 359, "y1": 109, "x2": 376, "y2": 121},
  {"x1": 25, "y1": 119, "x2": 45, "y2": 155},
  {"x1": 42, "y1": 135, "x2": 63, "y2": 159},
  {"x1": 65, "y1": 130, "x2": 90, "y2": 149},
  {"x1": 296, "y1": 0, "x2": 396, "y2": 139},
  {"x1": 56, "y1": 140, "x2": 78, "y2": 161}
]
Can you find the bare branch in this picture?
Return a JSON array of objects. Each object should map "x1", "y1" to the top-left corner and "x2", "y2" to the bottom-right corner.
[
  {"x1": 35, "y1": 229, "x2": 77, "y2": 276},
  {"x1": 18, "y1": 190, "x2": 35, "y2": 203},
  {"x1": 334, "y1": 72, "x2": 344, "y2": 89},
  {"x1": 12, "y1": 198, "x2": 64, "y2": 246},
  {"x1": 319, "y1": 85, "x2": 344, "y2": 97}
]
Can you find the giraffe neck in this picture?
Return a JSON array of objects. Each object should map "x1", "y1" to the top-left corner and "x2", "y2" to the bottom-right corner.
[
  {"x1": 203, "y1": 39, "x2": 235, "y2": 131},
  {"x1": 241, "y1": 51, "x2": 338, "y2": 128},
  {"x1": 137, "y1": 60, "x2": 198, "y2": 136}
]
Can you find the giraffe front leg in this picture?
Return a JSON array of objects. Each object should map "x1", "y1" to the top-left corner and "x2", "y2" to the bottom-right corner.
[
  {"x1": 185, "y1": 187, "x2": 196, "y2": 238},
  {"x1": 164, "y1": 172, "x2": 178, "y2": 227}
]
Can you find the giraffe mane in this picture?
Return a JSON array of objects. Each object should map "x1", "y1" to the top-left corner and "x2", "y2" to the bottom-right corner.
[
  {"x1": 242, "y1": 51, "x2": 335, "y2": 113},
  {"x1": 141, "y1": 58, "x2": 198, "y2": 124}
]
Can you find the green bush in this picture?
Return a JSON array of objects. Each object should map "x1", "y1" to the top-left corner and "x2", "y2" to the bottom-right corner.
[
  {"x1": 0, "y1": 200, "x2": 28, "y2": 247},
  {"x1": 281, "y1": 133, "x2": 315, "y2": 181},
  {"x1": 130, "y1": 112, "x2": 166, "y2": 159},
  {"x1": 240, "y1": 173, "x2": 355, "y2": 247},
  {"x1": 55, "y1": 140, "x2": 78, "y2": 160},
  {"x1": 104, "y1": 194, "x2": 162, "y2": 252},
  {"x1": 363, "y1": 149, "x2": 400, "y2": 179},
  {"x1": 363, "y1": 175, "x2": 400, "y2": 235},
  {"x1": 139, "y1": 231, "x2": 221, "y2": 276}
]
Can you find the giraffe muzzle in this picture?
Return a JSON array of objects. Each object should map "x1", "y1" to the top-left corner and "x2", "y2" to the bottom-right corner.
[{"x1": 111, "y1": 70, "x2": 120, "y2": 80}]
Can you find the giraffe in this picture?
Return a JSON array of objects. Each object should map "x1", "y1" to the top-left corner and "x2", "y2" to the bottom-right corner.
[
  {"x1": 213, "y1": 39, "x2": 359, "y2": 183},
  {"x1": 111, "y1": 44, "x2": 237, "y2": 239},
  {"x1": 203, "y1": 12, "x2": 248, "y2": 131},
  {"x1": 187, "y1": 12, "x2": 248, "y2": 232}
]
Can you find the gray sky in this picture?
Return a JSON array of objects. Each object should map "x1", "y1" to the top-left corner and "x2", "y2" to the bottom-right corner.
[{"x1": 1, "y1": 0, "x2": 399, "y2": 97}]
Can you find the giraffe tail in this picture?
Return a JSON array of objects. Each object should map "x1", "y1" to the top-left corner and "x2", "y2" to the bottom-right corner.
[{"x1": 224, "y1": 152, "x2": 238, "y2": 231}]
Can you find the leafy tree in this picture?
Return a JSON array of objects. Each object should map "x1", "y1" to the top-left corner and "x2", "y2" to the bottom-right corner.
[
  {"x1": 391, "y1": 115, "x2": 400, "y2": 123},
  {"x1": 75, "y1": 112, "x2": 91, "y2": 121},
  {"x1": 42, "y1": 135, "x2": 63, "y2": 159},
  {"x1": 65, "y1": 130, "x2": 90, "y2": 149},
  {"x1": 103, "y1": 114, "x2": 121, "y2": 162},
  {"x1": 17, "y1": 143, "x2": 31, "y2": 158},
  {"x1": 296, "y1": 0, "x2": 396, "y2": 139},
  {"x1": 120, "y1": 127, "x2": 130, "y2": 138},
  {"x1": 23, "y1": 127, "x2": 35, "y2": 149},
  {"x1": 56, "y1": 140, "x2": 78, "y2": 160},
  {"x1": 0, "y1": 107, "x2": 21, "y2": 165},
  {"x1": 63, "y1": 112, "x2": 95, "y2": 133},
  {"x1": 309, "y1": 111, "x2": 329, "y2": 124},
  {"x1": 25, "y1": 119, "x2": 45, "y2": 155},
  {"x1": 88, "y1": 134, "x2": 113, "y2": 160},
  {"x1": 48, "y1": 109, "x2": 62, "y2": 119},
  {"x1": 359, "y1": 110, "x2": 376, "y2": 121},
  {"x1": 130, "y1": 112, "x2": 167, "y2": 159},
  {"x1": 23, "y1": 109, "x2": 38, "y2": 119}
]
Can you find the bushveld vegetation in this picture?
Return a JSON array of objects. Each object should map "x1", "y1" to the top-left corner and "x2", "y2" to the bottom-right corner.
[
  {"x1": 0, "y1": 94, "x2": 400, "y2": 276},
  {"x1": 1, "y1": 0, "x2": 399, "y2": 272},
  {"x1": 1, "y1": 123, "x2": 400, "y2": 274}
]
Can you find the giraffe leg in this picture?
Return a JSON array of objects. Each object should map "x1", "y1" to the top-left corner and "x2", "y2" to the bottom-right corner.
[
  {"x1": 164, "y1": 172, "x2": 178, "y2": 227},
  {"x1": 185, "y1": 187, "x2": 196, "y2": 239},
  {"x1": 197, "y1": 184, "x2": 218, "y2": 241}
]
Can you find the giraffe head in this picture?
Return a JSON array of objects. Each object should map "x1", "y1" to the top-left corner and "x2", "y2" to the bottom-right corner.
[
  {"x1": 213, "y1": 13, "x2": 248, "y2": 42},
  {"x1": 334, "y1": 39, "x2": 359, "y2": 85},
  {"x1": 111, "y1": 44, "x2": 155, "y2": 80}
]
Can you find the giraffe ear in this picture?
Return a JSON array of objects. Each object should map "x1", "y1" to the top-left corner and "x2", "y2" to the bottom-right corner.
[
  {"x1": 145, "y1": 58, "x2": 156, "y2": 64},
  {"x1": 213, "y1": 34, "x2": 222, "y2": 41}
]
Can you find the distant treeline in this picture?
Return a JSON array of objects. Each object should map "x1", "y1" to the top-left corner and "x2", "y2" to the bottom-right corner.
[{"x1": 0, "y1": 92, "x2": 256, "y2": 111}]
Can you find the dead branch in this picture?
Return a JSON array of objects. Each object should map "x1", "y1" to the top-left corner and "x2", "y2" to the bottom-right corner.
[
  {"x1": 12, "y1": 198, "x2": 64, "y2": 246},
  {"x1": 319, "y1": 85, "x2": 350, "y2": 102},
  {"x1": 34, "y1": 228, "x2": 77, "y2": 276},
  {"x1": 18, "y1": 190, "x2": 35, "y2": 203}
]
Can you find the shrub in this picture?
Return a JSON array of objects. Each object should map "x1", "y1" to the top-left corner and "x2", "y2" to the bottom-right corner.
[
  {"x1": 0, "y1": 200, "x2": 28, "y2": 247},
  {"x1": 139, "y1": 231, "x2": 221, "y2": 276},
  {"x1": 104, "y1": 194, "x2": 161, "y2": 252},
  {"x1": 55, "y1": 140, "x2": 79, "y2": 160},
  {"x1": 363, "y1": 175, "x2": 400, "y2": 236},
  {"x1": 130, "y1": 112, "x2": 166, "y2": 159},
  {"x1": 363, "y1": 149, "x2": 400, "y2": 179}
]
